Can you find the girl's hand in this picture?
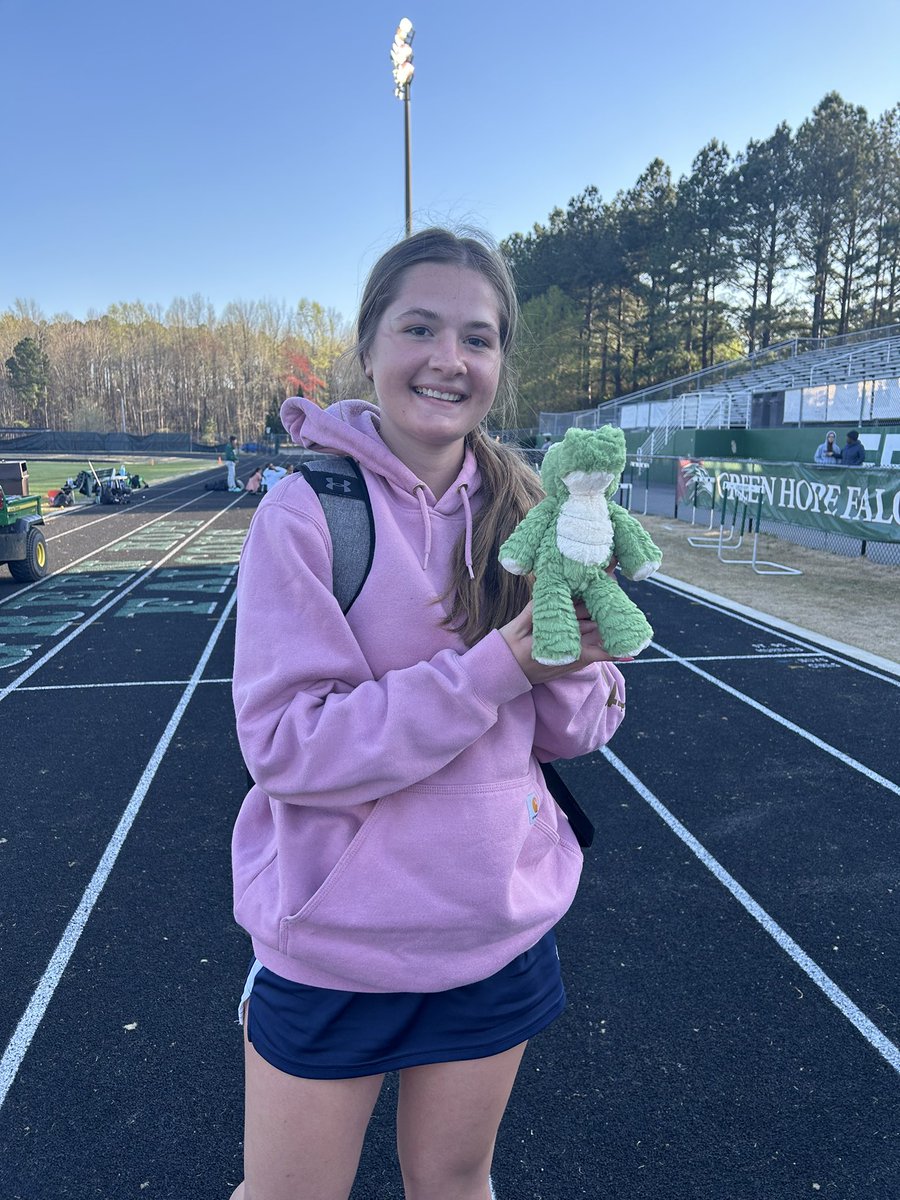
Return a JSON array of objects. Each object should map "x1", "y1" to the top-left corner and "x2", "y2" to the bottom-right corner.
[{"x1": 499, "y1": 599, "x2": 625, "y2": 685}]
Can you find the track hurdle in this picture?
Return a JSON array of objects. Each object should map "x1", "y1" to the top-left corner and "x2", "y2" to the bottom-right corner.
[
  {"x1": 716, "y1": 487, "x2": 803, "y2": 576},
  {"x1": 688, "y1": 484, "x2": 744, "y2": 550}
]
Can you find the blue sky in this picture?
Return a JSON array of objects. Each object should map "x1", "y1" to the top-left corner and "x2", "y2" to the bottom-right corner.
[{"x1": 3, "y1": 0, "x2": 899, "y2": 326}]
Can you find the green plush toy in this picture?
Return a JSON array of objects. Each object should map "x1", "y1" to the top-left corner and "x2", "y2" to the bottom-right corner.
[{"x1": 499, "y1": 426, "x2": 662, "y2": 664}]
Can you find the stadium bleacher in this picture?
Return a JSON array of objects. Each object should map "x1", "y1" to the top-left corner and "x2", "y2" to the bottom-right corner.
[{"x1": 541, "y1": 325, "x2": 900, "y2": 452}]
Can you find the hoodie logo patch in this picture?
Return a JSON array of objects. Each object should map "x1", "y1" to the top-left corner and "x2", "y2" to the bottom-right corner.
[
  {"x1": 325, "y1": 476, "x2": 353, "y2": 493},
  {"x1": 525, "y1": 792, "x2": 540, "y2": 825}
]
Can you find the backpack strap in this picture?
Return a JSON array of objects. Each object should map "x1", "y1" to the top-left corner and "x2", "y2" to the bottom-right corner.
[
  {"x1": 298, "y1": 455, "x2": 375, "y2": 614},
  {"x1": 244, "y1": 455, "x2": 375, "y2": 792},
  {"x1": 541, "y1": 763, "x2": 595, "y2": 849}
]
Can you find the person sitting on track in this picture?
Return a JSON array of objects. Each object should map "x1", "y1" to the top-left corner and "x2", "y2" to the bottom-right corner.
[{"x1": 260, "y1": 463, "x2": 287, "y2": 493}]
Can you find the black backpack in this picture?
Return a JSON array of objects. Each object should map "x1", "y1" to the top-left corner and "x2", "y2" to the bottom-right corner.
[{"x1": 244, "y1": 454, "x2": 594, "y2": 847}]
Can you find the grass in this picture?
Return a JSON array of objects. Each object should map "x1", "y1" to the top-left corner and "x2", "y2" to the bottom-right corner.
[{"x1": 9, "y1": 456, "x2": 214, "y2": 502}]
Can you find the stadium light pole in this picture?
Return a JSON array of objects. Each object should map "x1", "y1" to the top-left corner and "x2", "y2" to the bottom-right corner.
[{"x1": 390, "y1": 17, "x2": 415, "y2": 237}]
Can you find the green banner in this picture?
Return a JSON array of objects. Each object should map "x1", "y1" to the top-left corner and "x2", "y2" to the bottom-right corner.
[{"x1": 677, "y1": 458, "x2": 900, "y2": 542}]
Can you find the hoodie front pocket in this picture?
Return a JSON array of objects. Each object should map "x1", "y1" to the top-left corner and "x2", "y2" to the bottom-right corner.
[
  {"x1": 277, "y1": 777, "x2": 581, "y2": 963},
  {"x1": 278, "y1": 799, "x2": 387, "y2": 949}
]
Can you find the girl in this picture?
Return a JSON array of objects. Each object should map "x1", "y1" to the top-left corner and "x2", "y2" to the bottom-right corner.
[
  {"x1": 244, "y1": 467, "x2": 263, "y2": 494},
  {"x1": 230, "y1": 228, "x2": 627, "y2": 1200}
]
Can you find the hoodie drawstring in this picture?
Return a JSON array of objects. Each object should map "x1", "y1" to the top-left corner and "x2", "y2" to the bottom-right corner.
[
  {"x1": 457, "y1": 483, "x2": 475, "y2": 580},
  {"x1": 413, "y1": 484, "x2": 433, "y2": 570},
  {"x1": 412, "y1": 482, "x2": 474, "y2": 579}
]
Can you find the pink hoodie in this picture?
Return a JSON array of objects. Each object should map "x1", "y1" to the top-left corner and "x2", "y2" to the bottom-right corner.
[{"x1": 231, "y1": 397, "x2": 626, "y2": 992}]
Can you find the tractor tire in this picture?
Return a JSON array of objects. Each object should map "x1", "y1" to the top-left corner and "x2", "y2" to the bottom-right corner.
[{"x1": 9, "y1": 527, "x2": 49, "y2": 582}]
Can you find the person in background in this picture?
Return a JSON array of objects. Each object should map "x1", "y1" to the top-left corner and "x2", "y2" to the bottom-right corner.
[
  {"x1": 814, "y1": 431, "x2": 841, "y2": 465},
  {"x1": 841, "y1": 429, "x2": 866, "y2": 466},
  {"x1": 244, "y1": 467, "x2": 263, "y2": 494},
  {"x1": 52, "y1": 480, "x2": 75, "y2": 507},
  {"x1": 225, "y1": 436, "x2": 241, "y2": 491},
  {"x1": 261, "y1": 462, "x2": 287, "y2": 493}
]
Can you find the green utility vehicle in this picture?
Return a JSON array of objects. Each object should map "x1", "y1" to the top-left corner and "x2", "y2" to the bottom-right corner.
[{"x1": 0, "y1": 483, "x2": 48, "y2": 581}]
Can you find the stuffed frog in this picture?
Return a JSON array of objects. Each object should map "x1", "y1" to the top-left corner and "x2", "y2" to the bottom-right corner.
[{"x1": 500, "y1": 426, "x2": 662, "y2": 663}]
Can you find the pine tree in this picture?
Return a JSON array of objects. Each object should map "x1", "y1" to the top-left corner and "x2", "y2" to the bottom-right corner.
[
  {"x1": 795, "y1": 93, "x2": 871, "y2": 337},
  {"x1": 5, "y1": 336, "x2": 50, "y2": 425},
  {"x1": 733, "y1": 124, "x2": 799, "y2": 351}
]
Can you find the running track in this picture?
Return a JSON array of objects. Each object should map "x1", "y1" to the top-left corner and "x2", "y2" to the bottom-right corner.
[{"x1": 1, "y1": 466, "x2": 897, "y2": 1199}]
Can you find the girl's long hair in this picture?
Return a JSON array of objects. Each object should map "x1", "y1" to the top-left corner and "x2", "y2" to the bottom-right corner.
[
  {"x1": 445, "y1": 426, "x2": 543, "y2": 645},
  {"x1": 355, "y1": 227, "x2": 543, "y2": 644}
]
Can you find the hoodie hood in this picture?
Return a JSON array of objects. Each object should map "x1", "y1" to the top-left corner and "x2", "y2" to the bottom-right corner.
[
  {"x1": 281, "y1": 396, "x2": 481, "y2": 499},
  {"x1": 281, "y1": 395, "x2": 481, "y2": 575}
]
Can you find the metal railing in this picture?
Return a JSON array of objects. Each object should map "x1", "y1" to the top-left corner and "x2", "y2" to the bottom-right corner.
[
  {"x1": 540, "y1": 322, "x2": 900, "y2": 435},
  {"x1": 635, "y1": 390, "x2": 752, "y2": 458}
]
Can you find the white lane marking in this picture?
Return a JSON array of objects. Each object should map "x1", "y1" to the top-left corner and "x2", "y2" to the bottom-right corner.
[
  {"x1": 0, "y1": 498, "x2": 244, "y2": 704},
  {"x1": 0, "y1": 490, "x2": 243, "y2": 609},
  {"x1": 631, "y1": 652, "x2": 822, "y2": 664},
  {"x1": 649, "y1": 574, "x2": 900, "y2": 683},
  {"x1": 649, "y1": 640, "x2": 900, "y2": 797},
  {"x1": 15, "y1": 678, "x2": 232, "y2": 691},
  {"x1": 43, "y1": 473, "x2": 217, "y2": 540},
  {"x1": 0, "y1": 591, "x2": 238, "y2": 1110},
  {"x1": 601, "y1": 748, "x2": 900, "y2": 1076}
]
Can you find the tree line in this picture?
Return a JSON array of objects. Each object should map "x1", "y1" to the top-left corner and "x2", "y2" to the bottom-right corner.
[
  {"x1": 2, "y1": 93, "x2": 897, "y2": 437},
  {"x1": 503, "y1": 92, "x2": 900, "y2": 425},
  {"x1": 0, "y1": 297, "x2": 350, "y2": 442}
]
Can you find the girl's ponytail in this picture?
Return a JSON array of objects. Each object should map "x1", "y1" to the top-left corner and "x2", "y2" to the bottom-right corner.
[{"x1": 440, "y1": 428, "x2": 543, "y2": 646}]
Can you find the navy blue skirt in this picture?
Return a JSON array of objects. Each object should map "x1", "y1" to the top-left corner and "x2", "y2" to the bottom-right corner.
[{"x1": 242, "y1": 930, "x2": 565, "y2": 1079}]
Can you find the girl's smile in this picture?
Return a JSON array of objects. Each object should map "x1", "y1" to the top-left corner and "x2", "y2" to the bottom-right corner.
[{"x1": 412, "y1": 386, "x2": 465, "y2": 403}]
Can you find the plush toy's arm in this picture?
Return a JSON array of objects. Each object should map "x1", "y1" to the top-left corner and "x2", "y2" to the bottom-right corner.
[
  {"x1": 607, "y1": 504, "x2": 662, "y2": 581},
  {"x1": 499, "y1": 500, "x2": 558, "y2": 575}
]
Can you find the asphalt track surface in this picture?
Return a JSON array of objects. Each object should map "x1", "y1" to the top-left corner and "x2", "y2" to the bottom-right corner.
[{"x1": 1, "y1": 466, "x2": 898, "y2": 1200}]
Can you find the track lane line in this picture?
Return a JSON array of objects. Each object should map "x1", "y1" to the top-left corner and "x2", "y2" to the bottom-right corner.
[
  {"x1": 601, "y1": 747, "x2": 900, "y2": 1076},
  {"x1": 43, "y1": 472, "x2": 221, "y2": 540},
  {"x1": 631, "y1": 651, "x2": 822, "y2": 664},
  {"x1": 0, "y1": 497, "x2": 244, "y2": 703},
  {"x1": 0, "y1": 591, "x2": 238, "y2": 1110},
  {"x1": 648, "y1": 574, "x2": 900, "y2": 684},
  {"x1": 41, "y1": 457, "x2": 267, "y2": 539},
  {"x1": 649, "y1": 639, "x2": 900, "y2": 796},
  {"x1": 0, "y1": 490, "x2": 243, "y2": 609},
  {"x1": 15, "y1": 678, "x2": 232, "y2": 691}
]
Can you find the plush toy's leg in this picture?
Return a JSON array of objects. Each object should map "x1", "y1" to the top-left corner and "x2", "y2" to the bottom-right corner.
[
  {"x1": 580, "y1": 572, "x2": 653, "y2": 658},
  {"x1": 532, "y1": 568, "x2": 582, "y2": 665}
]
